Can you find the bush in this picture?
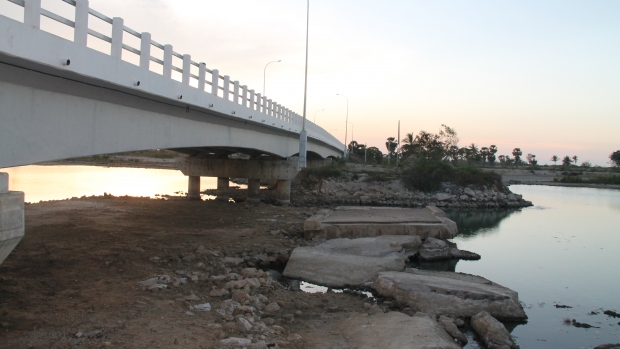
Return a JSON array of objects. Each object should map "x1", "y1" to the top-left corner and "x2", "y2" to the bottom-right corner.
[
  {"x1": 304, "y1": 164, "x2": 342, "y2": 180},
  {"x1": 402, "y1": 161, "x2": 502, "y2": 192},
  {"x1": 402, "y1": 160, "x2": 454, "y2": 192},
  {"x1": 452, "y1": 165, "x2": 502, "y2": 188}
]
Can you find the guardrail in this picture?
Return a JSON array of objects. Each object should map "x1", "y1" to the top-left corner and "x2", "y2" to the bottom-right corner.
[{"x1": 1, "y1": 0, "x2": 343, "y2": 152}]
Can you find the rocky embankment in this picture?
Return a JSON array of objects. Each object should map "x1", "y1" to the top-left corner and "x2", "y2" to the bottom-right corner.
[{"x1": 292, "y1": 175, "x2": 532, "y2": 208}]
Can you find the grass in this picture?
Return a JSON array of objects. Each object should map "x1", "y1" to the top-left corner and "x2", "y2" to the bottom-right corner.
[{"x1": 402, "y1": 160, "x2": 503, "y2": 192}]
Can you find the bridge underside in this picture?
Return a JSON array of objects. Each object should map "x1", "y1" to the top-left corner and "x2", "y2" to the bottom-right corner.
[{"x1": 0, "y1": 59, "x2": 341, "y2": 170}]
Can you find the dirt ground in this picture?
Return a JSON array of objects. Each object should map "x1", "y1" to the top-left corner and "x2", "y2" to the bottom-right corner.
[{"x1": 0, "y1": 196, "x2": 371, "y2": 349}]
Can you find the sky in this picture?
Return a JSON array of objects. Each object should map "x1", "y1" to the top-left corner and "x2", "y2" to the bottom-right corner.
[{"x1": 1, "y1": 0, "x2": 618, "y2": 165}]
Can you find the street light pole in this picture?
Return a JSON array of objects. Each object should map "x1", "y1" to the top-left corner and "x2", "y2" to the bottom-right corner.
[
  {"x1": 298, "y1": 0, "x2": 310, "y2": 169},
  {"x1": 336, "y1": 93, "x2": 348, "y2": 157},
  {"x1": 263, "y1": 60, "x2": 281, "y2": 96},
  {"x1": 347, "y1": 121, "x2": 354, "y2": 143},
  {"x1": 313, "y1": 109, "x2": 324, "y2": 124}
]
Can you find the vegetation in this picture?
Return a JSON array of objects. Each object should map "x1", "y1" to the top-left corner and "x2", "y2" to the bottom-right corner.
[
  {"x1": 402, "y1": 159, "x2": 502, "y2": 192},
  {"x1": 302, "y1": 162, "x2": 343, "y2": 180},
  {"x1": 610, "y1": 150, "x2": 620, "y2": 167}
]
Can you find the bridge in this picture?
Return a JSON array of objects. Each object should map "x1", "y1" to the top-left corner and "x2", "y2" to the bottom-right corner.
[{"x1": 0, "y1": 0, "x2": 345, "y2": 265}]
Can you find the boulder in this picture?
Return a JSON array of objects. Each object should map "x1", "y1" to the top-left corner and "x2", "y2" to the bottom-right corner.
[
  {"x1": 438, "y1": 315, "x2": 467, "y2": 345},
  {"x1": 418, "y1": 238, "x2": 451, "y2": 261},
  {"x1": 283, "y1": 236, "x2": 421, "y2": 287},
  {"x1": 471, "y1": 311, "x2": 519, "y2": 349},
  {"x1": 436, "y1": 193, "x2": 452, "y2": 202},
  {"x1": 339, "y1": 312, "x2": 461, "y2": 349},
  {"x1": 372, "y1": 270, "x2": 527, "y2": 321},
  {"x1": 464, "y1": 188, "x2": 476, "y2": 197}
]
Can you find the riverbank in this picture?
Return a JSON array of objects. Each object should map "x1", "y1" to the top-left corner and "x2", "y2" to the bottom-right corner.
[{"x1": 485, "y1": 168, "x2": 620, "y2": 189}]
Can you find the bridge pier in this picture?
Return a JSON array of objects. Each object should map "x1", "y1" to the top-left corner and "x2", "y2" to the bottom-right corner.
[
  {"x1": 277, "y1": 180, "x2": 291, "y2": 205},
  {"x1": 216, "y1": 177, "x2": 230, "y2": 202},
  {"x1": 0, "y1": 173, "x2": 25, "y2": 266},
  {"x1": 247, "y1": 179, "x2": 261, "y2": 203},
  {"x1": 178, "y1": 157, "x2": 331, "y2": 205},
  {"x1": 188, "y1": 176, "x2": 201, "y2": 200}
]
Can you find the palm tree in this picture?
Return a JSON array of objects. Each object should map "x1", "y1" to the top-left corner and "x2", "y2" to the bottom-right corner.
[
  {"x1": 488, "y1": 145, "x2": 498, "y2": 166},
  {"x1": 400, "y1": 133, "x2": 416, "y2": 159},
  {"x1": 562, "y1": 156, "x2": 572, "y2": 167},
  {"x1": 512, "y1": 148, "x2": 522, "y2": 168},
  {"x1": 480, "y1": 147, "x2": 490, "y2": 167},
  {"x1": 572, "y1": 155, "x2": 578, "y2": 166},
  {"x1": 551, "y1": 155, "x2": 559, "y2": 166}
]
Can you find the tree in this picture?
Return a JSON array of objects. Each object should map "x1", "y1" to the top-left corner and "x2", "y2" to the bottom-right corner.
[
  {"x1": 526, "y1": 154, "x2": 538, "y2": 166},
  {"x1": 447, "y1": 145, "x2": 460, "y2": 165},
  {"x1": 581, "y1": 161, "x2": 592, "y2": 168},
  {"x1": 366, "y1": 147, "x2": 383, "y2": 164},
  {"x1": 562, "y1": 155, "x2": 572, "y2": 167},
  {"x1": 505, "y1": 155, "x2": 514, "y2": 167},
  {"x1": 480, "y1": 147, "x2": 490, "y2": 167},
  {"x1": 498, "y1": 155, "x2": 506, "y2": 166},
  {"x1": 550, "y1": 155, "x2": 559, "y2": 166},
  {"x1": 572, "y1": 155, "x2": 578, "y2": 166},
  {"x1": 512, "y1": 148, "x2": 522, "y2": 168},
  {"x1": 488, "y1": 145, "x2": 498, "y2": 167},
  {"x1": 610, "y1": 151, "x2": 620, "y2": 167},
  {"x1": 438, "y1": 124, "x2": 459, "y2": 156},
  {"x1": 400, "y1": 133, "x2": 416, "y2": 159},
  {"x1": 385, "y1": 137, "x2": 398, "y2": 162}
]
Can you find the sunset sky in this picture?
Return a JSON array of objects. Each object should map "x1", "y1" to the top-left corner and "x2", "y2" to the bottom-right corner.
[{"x1": 2, "y1": 0, "x2": 618, "y2": 165}]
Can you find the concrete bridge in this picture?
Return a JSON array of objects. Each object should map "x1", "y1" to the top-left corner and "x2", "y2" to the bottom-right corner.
[{"x1": 0, "y1": 0, "x2": 344, "y2": 265}]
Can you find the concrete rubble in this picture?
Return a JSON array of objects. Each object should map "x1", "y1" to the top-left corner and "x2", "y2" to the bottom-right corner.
[
  {"x1": 339, "y1": 312, "x2": 461, "y2": 349},
  {"x1": 372, "y1": 270, "x2": 528, "y2": 321},
  {"x1": 283, "y1": 235, "x2": 421, "y2": 287},
  {"x1": 304, "y1": 206, "x2": 458, "y2": 240},
  {"x1": 471, "y1": 311, "x2": 520, "y2": 349}
]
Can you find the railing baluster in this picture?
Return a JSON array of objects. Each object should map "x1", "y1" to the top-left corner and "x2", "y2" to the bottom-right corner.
[
  {"x1": 198, "y1": 63, "x2": 206, "y2": 91},
  {"x1": 242, "y1": 85, "x2": 248, "y2": 108},
  {"x1": 249, "y1": 90, "x2": 255, "y2": 111},
  {"x1": 182, "y1": 54, "x2": 191, "y2": 85},
  {"x1": 111, "y1": 17, "x2": 124, "y2": 59},
  {"x1": 211, "y1": 69, "x2": 219, "y2": 95},
  {"x1": 223, "y1": 75, "x2": 230, "y2": 101},
  {"x1": 233, "y1": 81, "x2": 240, "y2": 105},
  {"x1": 74, "y1": 0, "x2": 89, "y2": 46},
  {"x1": 267, "y1": 99, "x2": 272, "y2": 117},
  {"x1": 262, "y1": 96, "x2": 267, "y2": 115},
  {"x1": 256, "y1": 93, "x2": 262, "y2": 113},
  {"x1": 140, "y1": 32, "x2": 151, "y2": 69},
  {"x1": 24, "y1": 0, "x2": 41, "y2": 29},
  {"x1": 163, "y1": 44, "x2": 173, "y2": 78}
]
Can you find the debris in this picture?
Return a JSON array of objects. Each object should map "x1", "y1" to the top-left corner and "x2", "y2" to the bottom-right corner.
[
  {"x1": 571, "y1": 319, "x2": 599, "y2": 328},
  {"x1": 554, "y1": 304, "x2": 572, "y2": 309},
  {"x1": 189, "y1": 303, "x2": 211, "y2": 312},
  {"x1": 604, "y1": 310, "x2": 620, "y2": 318}
]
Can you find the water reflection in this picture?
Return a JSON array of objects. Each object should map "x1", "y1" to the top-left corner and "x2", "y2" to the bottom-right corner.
[
  {"x1": 407, "y1": 259, "x2": 460, "y2": 272},
  {"x1": 444, "y1": 208, "x2": 521, "y2": 238}
]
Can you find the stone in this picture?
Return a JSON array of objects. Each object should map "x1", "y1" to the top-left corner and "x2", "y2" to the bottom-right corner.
[
  {"x1": 283, "y1": 235, "x2": 421, "y2": 287},
  {"x1": 237, "y1": 317, "x2": 253, "y2": 333},
  {"x1": 339, "y1": 312, "x2": 461, "y2": 349},
  {"x1": 594, "y1": 345, "x2": 620, "y2": 349},
  {"x1": 283, "y1": 314, "x2": 294, "y2": 323},
  {"x1": 450, "y1": 248, "x2": 481, "y2": 260},
  {"x1": 438, "y1": 315, "x2": 467, "y2": 345},
  {"x1": 220, "y1": 337, "x2": 252, "y2": 347},
  {"x1": 184, "y1": 292, "x2": 201, "y2": 301},
  {"x1": 471, "y1": 311, "x2": 519, "y2": 349},
  {"x1": 241, "y1": 268, "x2": 258, "y2": 277},
  {"x1": 224, "y1": 257, "x2": 244, "y2": 266},
  {"x1": 418, "y1": 238, "x2": 451, "y2": 261},
  {"x1": 372, "y1": 270, "x2": 527, "y2": 321},
  {"x1": 436, "y1": 193, "x2": 451, "y2": 201},
  {"x1": 464, "y1": 188, "x2": 476, "y2": 197},
  {"x1": 265, "y1": 302, "x2": 280, "y2": 314},
  {"x1": 209, "y1": 288, "x2": 230, "y2": 297},
  {"x1": 189, "y1": 303, "x2": 211, "y2": 312}
]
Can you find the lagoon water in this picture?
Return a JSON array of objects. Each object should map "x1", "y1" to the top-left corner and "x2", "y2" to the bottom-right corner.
[
  {"x1": 2, "y1": 166, "x2": 619, "y2": 348},
  {"x1": 451, "y1": 185, "x2": 620, "y2": 349}
]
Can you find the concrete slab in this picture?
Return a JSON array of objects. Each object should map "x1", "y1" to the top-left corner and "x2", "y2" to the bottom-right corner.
[{"x1": 304, "y1": 206, "x2": 458, "y2": 240}]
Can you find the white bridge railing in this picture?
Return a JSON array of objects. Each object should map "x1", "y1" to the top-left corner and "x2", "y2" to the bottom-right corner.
[{"x1": 1, "y1": 0, "x2": 343, "y2": 153}]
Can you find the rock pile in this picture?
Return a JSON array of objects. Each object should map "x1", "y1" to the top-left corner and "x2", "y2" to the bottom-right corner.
[{"x1": 293, "y1": 178, "x2": 532, "y2": 208}]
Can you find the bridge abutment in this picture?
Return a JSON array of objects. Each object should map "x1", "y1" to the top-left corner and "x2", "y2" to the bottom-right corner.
[
  {"x1": 0, "y1": 173, "x2": 25, "y2": 266},
  {"x1": 277, "y1": 180, "x2": 292, "y2": 205}
]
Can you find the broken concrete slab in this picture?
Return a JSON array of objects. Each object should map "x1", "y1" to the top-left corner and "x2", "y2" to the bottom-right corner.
[
  {"x1": 471, "y1": 311, "x2": 519, "y2": 349},
  {"x1": 339, "y1": 312, "x2": 461, "y2": 349},
  {"x1": 304, "y1": 206, "x2": 458, "y2": 240},
  {"x1": 283, "y1": 235, "x2": 421, "y2": 287},
  {"x1": 372, "y1": 270, "x2": 527, "y2": 321}
]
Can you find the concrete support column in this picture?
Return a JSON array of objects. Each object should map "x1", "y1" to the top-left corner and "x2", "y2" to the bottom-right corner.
[
  {"x1": 247, "y1": 179, "x2": 261, "y2": 203},
  {"x1": 216, "y1": 177, "x2": 229, "y2": 202},
  {"x1": 187, "y1": 176, "x2": 200, "y2": 201},
  {"x1": 277, "y1": 180, "x2": 291, "y2": 205},
  {"x1": 0, "y1": 173, "x2": 25, "y2": 266}
]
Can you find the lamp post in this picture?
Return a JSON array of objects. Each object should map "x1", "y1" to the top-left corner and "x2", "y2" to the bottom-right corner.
[
  {"x1": 313, "y1": 109, "x2": 324, "y2": 124},
  {"x1": 347, "y1": 121, "x2": 354, "y2": 143},
  {"x1": 336, "y1": 93, "x2": 348, "y2": 157},
  {"x1": 263, "y1": 60, "x2": 281, "y2": 96},
  {"x1": 298, "y1": 0, "x2": 310, "y2": 169}
]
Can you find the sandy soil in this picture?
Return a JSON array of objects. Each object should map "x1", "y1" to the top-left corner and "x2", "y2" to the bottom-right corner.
[{"x1": 0, "y1": 197, "x2": 371, "y2": 349}]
